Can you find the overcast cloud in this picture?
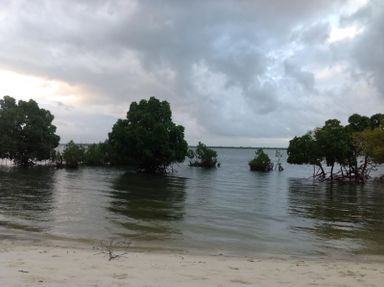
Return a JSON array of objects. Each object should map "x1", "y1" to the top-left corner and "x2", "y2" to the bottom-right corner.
[{"x1": 0, "y1": 0, "x2": 383, "y2": 146}]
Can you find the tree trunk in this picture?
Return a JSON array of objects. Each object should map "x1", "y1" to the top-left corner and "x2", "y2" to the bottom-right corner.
[
  {"x1": 317, "y1": 163, "x2": 325, "y2": 178},
  {"x1": 360, "y1": 156, "x2": 368, "y2": 183}
]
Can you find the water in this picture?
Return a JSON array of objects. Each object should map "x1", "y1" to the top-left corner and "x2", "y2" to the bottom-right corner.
[{"x1": 0, "y1": 148, "x2": 383, "y2": 257}]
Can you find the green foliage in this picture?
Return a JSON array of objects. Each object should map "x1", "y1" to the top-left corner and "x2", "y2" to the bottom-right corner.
[
  {"x1": 346, "y1": 114, "x2": 384, "y2": 174},
  {"x1": 107, "y1": 119, "x2": 132, "y2": 165},
  {"x1": 353, "y1": 128, "x2": 384, "y2": 164},
  {"x1": 63, "y1": 140, "x2": 85, "y2": 168},
  {"x1": 108, "y1": 97, "x2": 188, "y2": 173},
  {"x1": 347, "y1": 114, "x2": 371, "y2": 132},
  {"x1": 83, "y1": 141, "x2": 110, "y2": 166},
  {"x1": 0, "y1": 96, "x2": 19, "y2": 160},
  {"x1": 370, "y1": 113, "x2": 384, "y2": 129},
  {"x1": 188, "y1": 142, "x2": 218, "y2": 168},
  {"x1": 249, "y1": 148, "x2": 273, "y2": 172},
  {"x1": 0, "y1": 96, "x2": 60, "y2": 166},
  {"x1": 287, "y1": 133, "x2": 321, "y2": 166},
  {"x1": 287, "y1": 113, "x2": 384, "y2": 182},
  {"x1": 314, "y1": 119, "x2": 351, "y2": 168}
]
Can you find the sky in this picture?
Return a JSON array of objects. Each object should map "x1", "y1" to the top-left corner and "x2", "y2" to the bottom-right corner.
[{"x1": 0, "y1": 0, "x2": 383, "y2": 147}]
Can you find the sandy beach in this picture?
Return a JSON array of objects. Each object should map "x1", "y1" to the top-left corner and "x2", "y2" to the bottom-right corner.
[{"x1": 0, "y1": 240, "x2": 383, "y2": 287}]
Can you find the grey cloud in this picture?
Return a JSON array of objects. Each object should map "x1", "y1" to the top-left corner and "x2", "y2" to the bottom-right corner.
[
  {"x1": 340, "y1": 3, "x2": 372, "y2": 26},
  {"x1": 54, "y1": 101, "x2": 72, "y2": 111},
  {"x1": 284, "y1": 61, "x2": 316, "y2": 93},
  {"x1": 349, "y1": 2, "x2": 384, "y2": 96},
  {"x1": 52, "y1": 108, "x2": 117, "y2": 143},
  {"x1": 330, "y1": 1, "x2": 384, "y2": 98},
  {"x1": 292, "y1": 21, "x2": 331, "y2": 45},
  {"x1": 0, "y1": 0, "x2": 382, "y2": 146}
]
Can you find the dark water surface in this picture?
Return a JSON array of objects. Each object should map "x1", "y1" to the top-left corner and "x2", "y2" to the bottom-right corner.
[{"x1": 0, "y1": 148, "x2": 383, "y2": 257}]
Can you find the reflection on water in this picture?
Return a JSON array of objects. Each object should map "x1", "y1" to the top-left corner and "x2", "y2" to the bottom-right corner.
[
  {"x1": 108, "y1": 173, "x2": 186, "y2": 240},
  {"x1": 0, "y1": 167, "x2": 55, "y2": 232},
  {"x1": 0, "y1": 149, "x2": 383, "y2": 257},
  {"x1": 288, "y1": 179, "x2": 384, "y2": 254}
]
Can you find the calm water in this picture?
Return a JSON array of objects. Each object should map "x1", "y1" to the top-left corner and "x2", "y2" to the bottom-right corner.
[{"x1": 0, "y1": 148, "x2": 383, "y2": 257}]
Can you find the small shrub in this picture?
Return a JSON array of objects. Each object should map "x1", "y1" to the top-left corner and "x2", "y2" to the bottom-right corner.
[
  {"x1": 84, "y1": 142, "x2": 110, "y2": 166},
  {"x1": 249, "y1": 148, "x2": 273, "y2": 171},
  {"x1": 63, "y1": 140, "x2": 85, "y2": 168},
  {"x1": 188, "y1": 142, "x2": 218, "y2": 168}
]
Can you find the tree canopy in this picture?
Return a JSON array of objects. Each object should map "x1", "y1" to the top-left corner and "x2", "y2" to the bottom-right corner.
[
  {"x1": 83, "y1": 141, "x2": 110, "y2": 166},
  {"x1": 287, "y1": 113, "x2": 384, "y2": 182},
  {"x1": 314, "y1": 119, "x2": 351, "y2": 179},
  {"x1": 0, "y1": 96, "x2": 60, "y2": 166},
  {"x1": 108, "y1": 97, "x2": 188, "y2": 173},
  {"x1": 287, "y1": 133, "x2": 321, "y2": 165},
  {"x1": 62, "y1": 140, "x2": 85, "y2": 168},
  {"x1": 353, "y1": 128, "x2": 384, "y2": 164}
]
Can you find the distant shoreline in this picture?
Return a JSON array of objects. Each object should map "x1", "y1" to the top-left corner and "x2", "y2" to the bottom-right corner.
[
  {"x1": 57, "y1": 143, "x2": 288, "y2": 150},
  {"x1": 189, "y1": 146, "x2": 288, "y2": 150}
]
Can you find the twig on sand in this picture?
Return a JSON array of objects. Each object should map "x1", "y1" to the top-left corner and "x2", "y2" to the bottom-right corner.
[{"x1": 94, "y1": 240, "x2": 131, "y2": 261}]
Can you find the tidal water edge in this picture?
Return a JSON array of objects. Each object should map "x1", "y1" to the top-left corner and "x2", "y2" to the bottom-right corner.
[{"x1": 0, "y1": 148, "x2": 383, "y2": 257}]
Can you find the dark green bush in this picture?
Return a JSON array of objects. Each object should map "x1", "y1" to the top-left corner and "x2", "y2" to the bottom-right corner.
[
  {"x1": 84, "y1": 142, "x2": 110, "y2": 166},
  {"x1": 0, "y1": 96, "x2": 60, "y2": 166},
  {"x1": 62, "y1": 140, "x2": 85, "y2": 168},
  {"x1": 108, "y1": 97, "x2": 188, "y2": 173},
  {"x1": 188, "y1": 142, "x2": 218, "y2": 168},
  {"x1": 249, "y1": 149, "x2": 273, "y2": 171}
]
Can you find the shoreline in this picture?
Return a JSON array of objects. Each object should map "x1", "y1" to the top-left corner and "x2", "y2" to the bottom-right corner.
[{"x1": 1, "y1": 239, "x2": 384, "y2": 286}]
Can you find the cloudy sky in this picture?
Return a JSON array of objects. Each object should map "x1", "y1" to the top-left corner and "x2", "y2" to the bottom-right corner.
[{"x1": 0, "y1": 0, "x2": 383, "y2": 146}]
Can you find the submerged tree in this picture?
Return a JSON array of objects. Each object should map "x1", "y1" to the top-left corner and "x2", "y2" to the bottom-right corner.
[
  {"x1": 275, "y1": 149, "x2": 284, "y2": 171},
  {"x1": 249, "y1": 148, "x2": 273, "y2": 172},
  {"x1": 107, "y1": 119, "x2": 132, "y2": 166},
  {"x1": 108, "y1": 97, "x2": 188, "y2": 173},
  {"x1": 83, "y1": 141, "x2": 110, "y2": 166},
  {"x1": 353, "y1": 128, "x2": 384, "y2": 165},
  {"x1": 62, "y1": 140, "x2": 85, "y2": 168},
  {"x1": 314, "y1": 119, "x2": 351, "y2": 181},
  {"x1": 287, "y1": 132, "x2": 325, "y2": 177},
  {"x1": 0, "y1": 96, "x2": 60, "y2": 166},
  {"x1": 187, "y1": 142, "x2": 218, "y2": 168},
  {"x1": 287, "y1": 113, "x2": 384, "y2": 183}
]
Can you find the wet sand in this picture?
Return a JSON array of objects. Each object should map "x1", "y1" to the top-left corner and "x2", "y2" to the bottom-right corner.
[{"x1": 1, "y1": 240, "x2": 384, "y2": 286}]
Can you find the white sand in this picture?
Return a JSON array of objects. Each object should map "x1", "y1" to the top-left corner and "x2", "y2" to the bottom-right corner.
[{"x1": 1, "y1": 240, "x2": 384, "y2": 286}]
